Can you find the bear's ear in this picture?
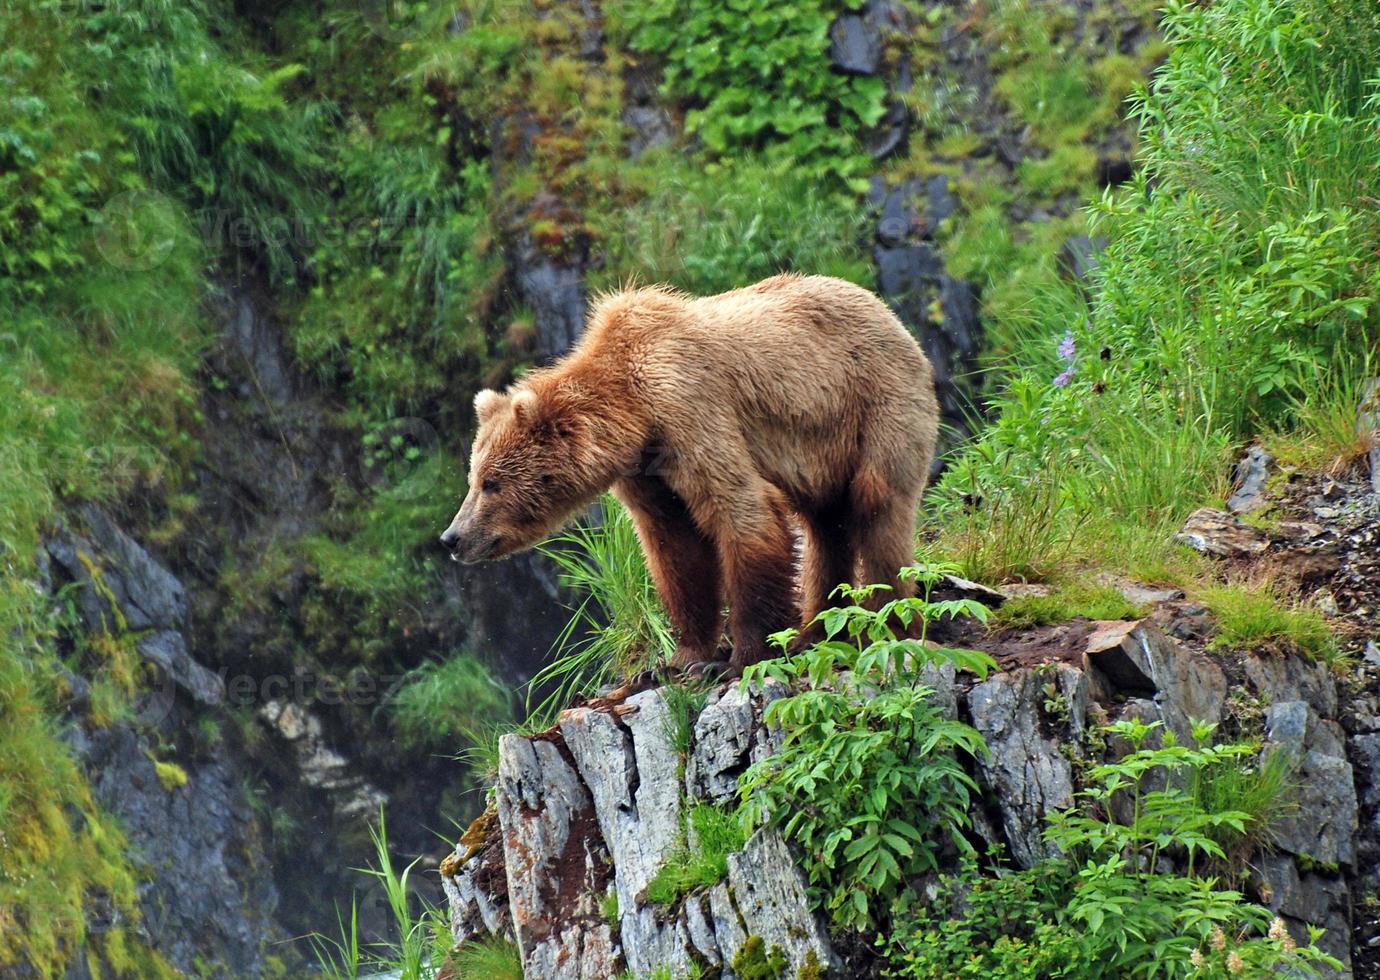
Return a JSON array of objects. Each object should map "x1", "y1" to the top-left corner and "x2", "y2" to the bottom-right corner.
[
  {"x1": 474, "y1": 389, "x2": 509, "y2": 424},
  {"x1": 510, "y1": 389, "x2": 540, "y2": 425}
]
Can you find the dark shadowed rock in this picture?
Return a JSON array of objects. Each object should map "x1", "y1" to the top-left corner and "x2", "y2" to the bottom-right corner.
[
  {"x1": 968, "y1": 667, "x2": 1079, "y2": 868},
  {"x1": 623, "y1": 104, "x2": 676, "y2": 159},
  {"x1": 829, "y1": 13, "x2": 882, "y2": 75},
  {"x1": 81, "y1": 724, "x2": 279, "y2": 977},
  {"x1": 869, "y1": 176, "x2": 983, "y2": 463},
  {"x1": 512, "y1": 233, "x2": 589, "y2": 360}
]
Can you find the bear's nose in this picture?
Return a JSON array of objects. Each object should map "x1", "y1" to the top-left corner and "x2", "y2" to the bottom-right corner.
[{"x1": 439, "y1": 527, "x2": 461, "y2": 551}]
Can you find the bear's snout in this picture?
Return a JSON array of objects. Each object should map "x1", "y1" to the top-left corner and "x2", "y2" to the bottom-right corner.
[{"x1": 439, "y1": 516, "x2": 499, "y2": 563}]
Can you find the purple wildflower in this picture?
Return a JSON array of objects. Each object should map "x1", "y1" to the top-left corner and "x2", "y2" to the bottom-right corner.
[
  {"x1": 1053, "y1": 368, "x2": 1074, "y2": 388},
  {"x1": 1058, "y1": 331, "x2": 1076, "y2": 362}
]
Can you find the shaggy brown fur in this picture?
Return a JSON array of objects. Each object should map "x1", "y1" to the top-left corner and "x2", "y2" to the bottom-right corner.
[{"x1": 440, "y1": 273, "x2": 940, "y2": 673}]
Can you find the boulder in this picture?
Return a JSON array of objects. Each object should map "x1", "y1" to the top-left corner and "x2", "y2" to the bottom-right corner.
[
  {"x1": 1175, "y1": 507, "x2": 1271, "y2": 557},
  {"x1": 494, "y1": 734, "x2": 621, "y2": 978},
  {"x1": 46, "y1": 505, "x2": 224, "y2": 707}
]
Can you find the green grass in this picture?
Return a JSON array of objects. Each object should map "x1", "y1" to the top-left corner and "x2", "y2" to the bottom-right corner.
[
  {"x1": 1190, "y1": 740, "x2": 1296, "y2": 875},
  {"x1": 992, "y1": 581, "x2": 1148, "y2": 630},
  {"x1": 1199, "y1": 583, "x2": 1340, "y2": 665},
  {"x1": 388, "y1": 655, "x2": 513, "y2": 752},
  {"x1": 530, "y1": 497, "x2": 676, "y2": 723},
  {"x1": 451, "y1": 937, "x2": 524, "y2": 980},
  {"x1": 644, "y1": 805, "x2": 746, "y2": 908}
]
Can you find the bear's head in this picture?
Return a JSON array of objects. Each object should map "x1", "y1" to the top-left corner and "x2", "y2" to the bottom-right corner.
[{"x1": 440, "y1": 384, "x2": 598, "y2": 563}]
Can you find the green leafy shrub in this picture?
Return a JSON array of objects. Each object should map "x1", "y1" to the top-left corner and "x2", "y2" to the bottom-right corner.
[
  {"x1": 738, "y1": 564, "x2": 995, "y2": 931},
  {"x1": 887, "y1": 719, "x2": 1337, "y2": 978},
  {"x1": 623, "y1": 0, "x2": 886, "y2": 187}
]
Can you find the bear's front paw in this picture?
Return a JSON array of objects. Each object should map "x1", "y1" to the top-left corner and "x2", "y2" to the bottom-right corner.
[{"x1": 681, "y1": 659, "x2": 734, "y2": 683}]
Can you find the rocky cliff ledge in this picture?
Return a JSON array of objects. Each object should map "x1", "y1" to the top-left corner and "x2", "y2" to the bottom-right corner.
[{"x1": 441, "y1": 463, "x2": 1380, "y2": 979}]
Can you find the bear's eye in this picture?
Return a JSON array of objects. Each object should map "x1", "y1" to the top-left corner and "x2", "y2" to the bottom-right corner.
[
  {"x1": 539, "y1": 473, "x2": 554, "y2": 486},
  {"x1": 481, "y1": 478, "x2": 500, "y2": 494}
]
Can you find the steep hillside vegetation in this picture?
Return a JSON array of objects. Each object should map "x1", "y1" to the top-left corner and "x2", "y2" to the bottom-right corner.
[{"x1": 1, "y1": 0, "x2": 1376, "y2": 976}]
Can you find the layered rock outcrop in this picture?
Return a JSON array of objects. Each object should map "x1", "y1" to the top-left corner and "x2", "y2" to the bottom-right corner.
[{"x1": 443, "y1": 590, "x2": 1366, "y2": 976}]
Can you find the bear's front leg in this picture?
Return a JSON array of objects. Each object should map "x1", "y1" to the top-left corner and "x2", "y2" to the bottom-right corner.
[
  {"x1": 612, "y1": 473, "x2": 724, "y2": 671},
  {"x1": 713, "y1": 490, "x2": 800, "y2": 675}
]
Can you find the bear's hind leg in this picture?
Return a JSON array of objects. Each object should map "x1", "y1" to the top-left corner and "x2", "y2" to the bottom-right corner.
[
  {"x1": 612, "y1": 474, "x2": 723, "y2": 669},
  {"x1": 851, "y1": 473, "x2": 921, "y2": 605},
  {"x1": 796, "y1": 498, "x2": 857, "y2": 649},
  {"x1": 697, "y1": 484, "x2": 800, "y2": 674}
]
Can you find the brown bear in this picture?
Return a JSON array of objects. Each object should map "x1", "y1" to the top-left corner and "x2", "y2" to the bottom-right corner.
[{"x1": 440, "y1": 273, "x2": 939, "y2": 674}]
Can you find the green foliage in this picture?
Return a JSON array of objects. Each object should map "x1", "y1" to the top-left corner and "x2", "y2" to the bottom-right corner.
[
  {"x1": 312, "y1": 810, "x2": 455, "y2": 980},
  {"x1": 389, "y1": 655, "x2": 513, "y2": 752},
  {"x1": 730, "y1": 936, "x2": 788, "y2": 980},
  {"x1": 1198, "y1": 582, "x2": 1340, "y2": 664},
  {"x1": 992, "y1": 580, "x2": 1148, "y2": 629},
  {"x1": 624, "y1": 0, "x2": 886, "y2": 188},
  {"x1": 937, "y1": 0, "x2": 1380, "y2": 583},
  {"x1": 887, "y1": 719, "x2": 1337, "y2": 978},
  {"x1": 595, "y1": 157, "x2": 872, "y2": 297},
  {"x1": 531, "y1": 497, "x2": 676, "y2": 722},
  {"x1": 739, "y1": 565, "x2": 995, "y2": 931},
  {"x1": 451, "y1": 937, "x2": 524, "y2": 980},
  {"x1": 645, "y1": 804, "x2": 746, "y2": 907}
]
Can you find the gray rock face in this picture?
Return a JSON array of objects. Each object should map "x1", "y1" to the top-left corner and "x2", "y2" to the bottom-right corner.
[
  {"x1": 1083, "y1": 620, "x2": 1225, "y2": 745},
  {"x1": 512, "y1": 232, "x2": 588, "y2": 360},
  {"x1": 445, "y1": 690, "x2": 836, "y2": 978},
  {"x1": 686, "y1": 683, "x2": 787, "y2": 804},
  {"x1": 444, "y1": 631, "x2": 1359, "y2": 975},
  {"x1": 79, "y1": 725, "x2": 279, "y2": 977},
  {"x1": 969, "y1": 668, "x2": 1078, "y2": 868},
  {"x1": 1265, "y1": 701, "x2": 1356, "y2": 870},
  {"x1": 47, "y1": 504, "x2": 224, "y2": 707},
  {"x1": 829, "y1": 13, "x2": 882, "y2": 75},
  {"x1": 495, "y1": 734, "x2": 619, "y2": 979},
  {"x1": 1228, "y1": 445, "x2": 1276, "y2": 514}
]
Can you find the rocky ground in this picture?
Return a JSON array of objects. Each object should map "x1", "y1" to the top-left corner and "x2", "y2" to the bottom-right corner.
[{"x1": 439, "y1": 447, "x2": 1380, "y2": 979}]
